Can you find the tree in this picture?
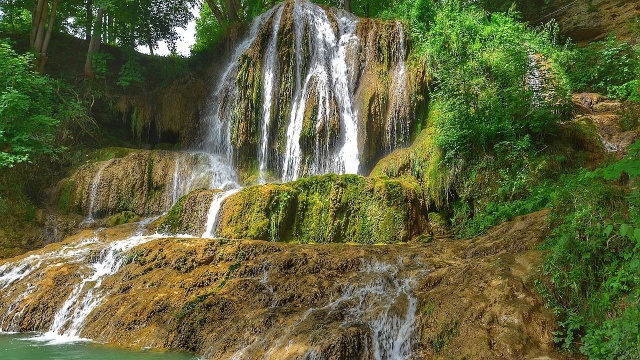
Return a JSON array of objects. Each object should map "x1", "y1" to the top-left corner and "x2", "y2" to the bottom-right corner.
[{"x1": 0, "y1": 41, "x2": 61, "y2": 167}]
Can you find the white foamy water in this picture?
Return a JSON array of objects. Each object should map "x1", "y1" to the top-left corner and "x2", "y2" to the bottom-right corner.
[
  {"x1": 202, "y1": 188, "x2": 241, "y2": 238},
  {"x1": 198, "y1": 0, "x2": 417, "y2": 182},
  {"x1": 84, "y1": 159, "x2": 113, "y2": 223},
  {"x1": 0, "y1": 226, "x2": 168, "y2": 339},
  {"x1": 282, "y1": 1, "x2": 361, "y2": 181}
]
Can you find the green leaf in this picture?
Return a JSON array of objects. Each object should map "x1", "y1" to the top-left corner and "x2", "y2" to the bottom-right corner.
[
  {"x1": 620, "y1": 223, "x2": 630, "y2": 238},
  {"x1": 604, "y1": 224, "x2": 614, "y2": 236}
]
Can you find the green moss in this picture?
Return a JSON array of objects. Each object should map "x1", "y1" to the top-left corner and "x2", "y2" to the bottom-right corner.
[
  {"x1": 58, "y1": 179, "x2": 76, "y2": 214},
  {"x1": 106, "y1": 211, "x2": 140, "y2": 227},
  {"x1": 217, "y1": 174, "x2": 427, "y2": 244},
  {"x1": 87, "y1": 147, "x2": 140, "y2": 163},
  {"x1": 157, "y1": 194, "x2": 187, "y2": 234}
]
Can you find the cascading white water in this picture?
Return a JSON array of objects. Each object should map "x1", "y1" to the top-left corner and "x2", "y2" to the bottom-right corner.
[
  {"x1": 198, "y1": 0, "x2": 417, "y2": 182},
  {"x1": 282, "y1": 1, "x2": 361, "y2": 181},
  {"x1": 84, "y1": 159, "x2": 113, "y2": 223},
  {"x1": 46, "y1": 233, "x2": 162, "y2": 339},
  {"x1": 200, "y1": 7, "x2": 279, "y2": 162},
  {"x1": 386, "y1": 22, "x2": 411, "y2": 152},
  {"x1": 0, "y1": 219, "x2": 174, "y2": 338},
  {"x1": 226, "y1": 259, "x2": 420, "y2": 360},
  {"x1": 258, "y1": 6, "x2": 285, "y2": 183},
  {"x1": 201, "y1": 188, "x2": 241, "y2": 238}
]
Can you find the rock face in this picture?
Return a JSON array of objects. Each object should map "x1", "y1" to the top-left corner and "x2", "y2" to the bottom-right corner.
[
  {"x1": 155, "y1": 174, "x2": 429, "y2": 244},
  {"x1": 199, "y1": 0, "x2": 428, "y2": 182},
  {"x1": 0, "y1": 210, "x2": 567, "y2": 359},
  {"x1": 572, "y1": 93, "x2": 640, "y2": 154},
  {"x1": 57, "y1": 150, "x2": 238, "y2": 220},
  {"x1": 534, "y1": 0, "x2": 640, "y2": 43}
]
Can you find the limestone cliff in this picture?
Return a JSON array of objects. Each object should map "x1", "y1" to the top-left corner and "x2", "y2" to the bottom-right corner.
[{"x1": 57, "y1": 149, "x2": 237, "y2": 221}]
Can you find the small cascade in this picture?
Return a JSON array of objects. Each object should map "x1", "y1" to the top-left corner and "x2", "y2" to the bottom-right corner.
[
  {"x1": 258, "y1": 6, "x2": 285, "y2": 183},
  {"x1": 386, "y1": 22, "x2": 411, "y2": 152},
  {"x1": 225, "y1": 259, "x2": 420, "y2": 360},
  {"x1": 0, "y1": 223, "x2": 167, "y2": 337},
  {"x1": 202, "y1": 188, "x2": 241, "y2": 238},
  {"x1": 84, "y1": 159, "x2": 113, "y2": 222},
  {"x1": 46, "y1": 234, "x2": 160, "y2": 339}
]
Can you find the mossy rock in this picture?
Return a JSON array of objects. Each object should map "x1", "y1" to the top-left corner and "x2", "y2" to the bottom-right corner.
[
  {"x1": 216, "y1": 174, "x2": 428, "y2": 244},
  {"x1": 153, "y1": 189, "x2": 217, "y2": 235},
  {"x1": 106, "y1": 211, "x2": 140, "y2": 227}
]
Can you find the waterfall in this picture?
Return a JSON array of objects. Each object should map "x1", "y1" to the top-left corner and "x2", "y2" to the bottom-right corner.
[
  {"x1": 386, "y1": 22, "x2": 411, "y2": 152},
  {"x1": 84, "y1": 159, "x2": 113, "y2": 223},
  {"x1": 202, "y1": 188, "x2": 241, "y2": 238},
  {"x1": 282, "y1": 1, "x2": 361, "y2": 181},
  {"x1": 200, "y1": 0, "x2": 413, "y2": 182},
  {"x1": 200, "y1": 7, "x2": 279, "y2": 162},
  {"x1": 258, "y1": 6, "x2": 285, "y2": 183}
]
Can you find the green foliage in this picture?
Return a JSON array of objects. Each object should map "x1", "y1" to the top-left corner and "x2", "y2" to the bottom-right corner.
[
  {"x1": 192, "y1": 5, "x2": 228, "y2": 54},
  {"x1": 0, "y1": 2, "x2": 31, "y2": 34},
  {"x1": 421, "y1": 2, "x2": 570, "y2": 162},
  {"x1": 116, "y1": 55, "x2": 146, "y2": 90},
  {"x1": 569, "y1": 36, "x2": 640, "y2": 101},
  {"x1": 537, "y1": 143, "x2": 640, "y2": 356},
  {"x1": 0, "y1": 40, "x2": 65, "y2": 168}
]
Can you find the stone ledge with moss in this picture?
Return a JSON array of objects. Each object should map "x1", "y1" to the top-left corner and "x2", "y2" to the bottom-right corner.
[
  {"x1": 155, "y1": 174, "x2": 429, "y2": 244},
  {"x1": 56, "y1": 148, "x2": 228, "y2": 220}
]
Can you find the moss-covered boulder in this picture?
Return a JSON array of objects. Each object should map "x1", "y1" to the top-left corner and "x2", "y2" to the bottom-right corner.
[
  {"x1": 153, "y1": 189, "x2": 217, "y2": 235},
  {"x1": 158, "y1": 174, "x2": 429, "y2": 244},
  {"x1": 153, "y1": 174, "x2": 429, "y2": 243}
]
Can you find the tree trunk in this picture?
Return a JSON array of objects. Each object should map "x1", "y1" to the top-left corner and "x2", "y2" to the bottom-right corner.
[
  {"x1": 224, "y1": 0, "x2": 239, "y2": 22},
  {"x1": 84, "y1": 7, "x2": 105, "y2": 78},
  {"x1": 205, "y1": 0, "x2": 226, "y2": 24},
  {"x1": 30, "y1": 0, "x2": 46, "y2": 48},
  {"x1": 36, "y1": 0, "x2": 58, "y2": 74},
  {"x1": 344, "y1": 0, "x2": 351, "y2": 13},
  {"x1": 85, "y1": 0, "x2": 93, "y2": 41},
  {"x1": 32, "y1": 0, "x2": 49, "y2": 54}
]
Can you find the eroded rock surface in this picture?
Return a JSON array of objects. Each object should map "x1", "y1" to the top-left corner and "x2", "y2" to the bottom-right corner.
[
  {"x1": 57, "y1": 150, "x2": 238, "y2": 221},
  {"x1": 1, "y1": 210, "x2": 569, "y2": 359}
]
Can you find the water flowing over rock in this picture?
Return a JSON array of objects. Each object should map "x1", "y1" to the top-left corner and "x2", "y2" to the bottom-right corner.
[
  {"x1": 0, "y1": 211, "x2": 567, "y2": 359},
  {"x1": 200, "y1": 0, "x2": 426, "y2": 181},
  {"x1": 58, "y1": 150, "x2": 239, "y2": 222}
]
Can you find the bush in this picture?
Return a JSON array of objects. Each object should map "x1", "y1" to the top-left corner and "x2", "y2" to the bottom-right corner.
[
  {"x1": 421, "y1": 2, "x2": 571, "y2": 162},
  {"x1": 569, "y1": 37, "x2": 640, "y2": 100},
  {"x1": 538, "y1": 141, "x2": 640, "y2": 355},
  {"x1": 0, "y1": 40, "x2": 62, "y2": 167}
]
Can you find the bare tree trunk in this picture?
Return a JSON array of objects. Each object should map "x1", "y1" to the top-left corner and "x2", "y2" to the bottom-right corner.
[
  {"x1": 224, "y1": 0, "x2": 239, "y2": 22},
  {"x1": 85, "y1": 0, "x2": 93, "y2": 41},
  {"x1": 36, "y1": 0, "x2": 58, "y2": 73},
  {"x1": 34, "y1": 1, "x2": 48, "y2": 53},
  {"x1": 205, "y1": 0, "x2": 226, "y2": 24},
  {"x1": 84, "y1": 7, "x2": 105, "y2": 78},
  {"x1": 30, "y1": 0, "x2": 46, "y2": 48},
  {"x1": 344, "y1": 0, "x2": 351, "y2": 13}
]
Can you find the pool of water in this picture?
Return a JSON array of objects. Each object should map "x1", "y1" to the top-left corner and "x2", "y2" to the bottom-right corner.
[{"x1": 0, "y1": 333, "x2": 199, "y2": 360}]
